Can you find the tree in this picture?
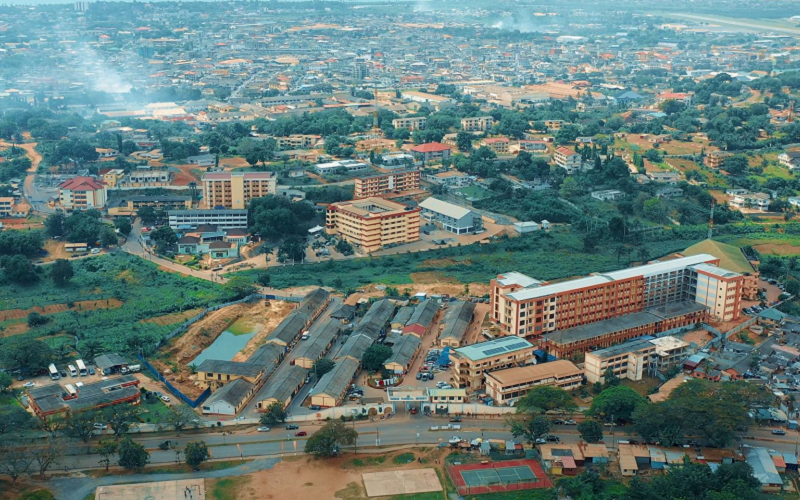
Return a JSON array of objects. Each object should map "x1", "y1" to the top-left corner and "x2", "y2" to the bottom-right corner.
[
  {"x1": 304, "y1": 420, "x2": 358, "y2": 458},
  {"x1": 96, "y1": 439, "x2": 118, "y2": 471},
  {"x1": 0, "y1": 444, "x2": 33, "y2": 484},
  {"x1": 260, "y1": 402, "x2": 287, "y2": 426},
  {"x1": 103, "y1": 405, "x2": 140, "y2": 435},
  {"x1": 0, "y1": 405, "x2": 35, "y2": 434},
  {"x1": 509, "y1": 415, "x2": 550, "y2": 445},
  {"x1": 100, "y1": 226, "x2": 118, "y2": 247},
  {"x1": 361, "y1": 344, "x2": 393, "y2": 372},
  {"x1": 165, "y1": 406, "x2": 198, "y2": 435},
  {"x1": 1, "y1": 338, "x2": 52, "y2": 374},
  {"x1": 30, "y1": 436, "x2": 64, "y2": 478},
  {"x1": 643, "y1": 197, "x2": 669, "y2": 223},
  {"x1": 44, "y1": 212, "x2": 66, "y2": 238},
  {"x1": 559, "y1": 176, "x2": 580, "y2": 198},
  {"x1": 150, "y1": 226, "x2": 177, "y2": 251},
  {"x1": 456, "y1": 131, "x2": 474, "y2": 152},
  {"x1": 335, "y1": 239, "x2": 354, "y2": 255},
  {"x1": 3, "y1": 254, "x2": 39, "y2": 284},
  {"x1": 0, "y1": 372, "x2": 12, "y2": 393},
  {"x1": 589, "y1": 386, "x2": 647, "y2": 423},
  {"x1": 278, "y1": 235, "x2": 309, "y2": 262},
  {"x1": 50, "y1": 258, "x2": 74, "y2": 286},
  {"x1": 113, "y1": 218, "x2": 132, "y2": 236},
  {"x1": 313, "y1": 358, "x2": 336, "y2": 378},
  {"x1": 64, "y1": 410, "x2": 98, "y2": 443},
  {"x1": 184, "y1": 441, "x2": 210, "y2": 471},
  {"x1": 256, "y1": 271, "x2": 271, "y2": 287},
  {"x1": 117, "y1": 436, "x2": 150, "y2": 470},
  {"x1": 137, "y1": 206, "x2": 158, "y2": 225},
  {"x1": 725, "y1": 155, "x2": 749, "y2": 175},
  {"x1": 27, "y1": 311, "x2": 50, "y2": 327},
  {"x1": 224, "y1": 276, "x2": 257, "y2": 300},
  {"x1": 577, "y1": 420, "x2": 603, "y2": 442},
  {"x1": 515, "y1": 386, "x2": 577, "y2": 415}
]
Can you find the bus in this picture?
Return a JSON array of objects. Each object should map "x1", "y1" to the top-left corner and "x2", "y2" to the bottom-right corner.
[
  {"x1": 48, "y1": 363, "x2": 59, "y2": 380},
  {"x1": 76, "y1": 359, "x2": 88, "y2": 376}
]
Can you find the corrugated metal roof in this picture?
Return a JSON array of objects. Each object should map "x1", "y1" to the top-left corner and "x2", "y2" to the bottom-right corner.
[
  {"x1": 293, "y1": 320, "x2": 341, "y2": 361},
  {"x1": 312, "y1": 357, "x2": 359, "y2": 400},
  {"x1": 406, "y1": 300, "x2": 438, "y2": 328},
  {"x1": 204, "y1": 378, "x2": 253, "y2": 408},
  {"x1": 419, "y1": 197, "x2": 473, "y2": 220},
  {"x1": 439, "y1": 301, "x2": 476, "y2": 343},
  {"x1": 386, "y1": 335, "x2": 421, "y2": 367},
  {"x1": 267, "y1": 311, "x2": 308, "y2": 345},
  {"x1": 454, "y1": 336, "x2": 534, "y2": 362},
  {"x1": 254, "y1": 364, "x2": 307, "y2": 405},
  {"x1": 353, "y1": 299, "x2": 395, "y2": 339},
  {"x1": 335, "y1": 334, "x2": 374, "y2": 362}
]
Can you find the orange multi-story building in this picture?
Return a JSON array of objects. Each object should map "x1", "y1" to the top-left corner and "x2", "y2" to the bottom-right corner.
[
  {"x1": 325, "y1": 197, "x2": 420, "y2": 253},
  {"x1": 354, "y1": 169, "x2": 421, "y2": 198},
  {"x1": 490, "y1": 253, "x2": 743, "y2": 342},
  {"x1": 202, "y1": 172, "x2": 276, "y2": 209}
]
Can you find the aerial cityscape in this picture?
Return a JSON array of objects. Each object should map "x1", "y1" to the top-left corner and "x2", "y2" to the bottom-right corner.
[{"x1": 4, "y1": 0, "x2": 800, "y2": 499}]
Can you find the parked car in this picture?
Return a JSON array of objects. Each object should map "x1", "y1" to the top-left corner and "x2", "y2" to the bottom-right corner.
[
  {"x1": 772, "y1": 429, "x2": 787, "y2": 435},
  {"x1": 309, "y1": 405, "x2": 321, "y2": 411},
  {"x1": 552, "y1": 419, "x2": 564, "y2": 425},
  {"x1": 564, "y1": 420, "x2": 576, "y2": 425},
  {"x1": 295, "y1": 431, "x2": 307, "y2": 437},
  {"x1": 547, "y1": 436, "x2": 560, "y2": 443},
  {"x1": 416, "y1": 373, "x2": 423, "y2": 380},
  {"x1": 88, "y1": 367, "x2": 96, "y2": 375},
  {"x1": 93, "y1": 423, "x2": 107, "y2": 430},
  {"x1": 234, "y1": 416, "x2": 246, "y2": 421},
  {"x1": 257, "y1": 427, "x2": 271, "y2": 432},
  {"x1": 286, "y1": 424, "x2": 299, "y2": 430},
  {"x1": 535, "y1": 437, "x2": 546, "y2": 444},
  {"x1": 60, "y1": 370, "x2": 67, "y2": 378},
  {"x1": 160, "y1": 395, "x2": 171, "y2": 402},
  {"x1": 23, "y1": 382, "x2": 35, "y2": 388}
]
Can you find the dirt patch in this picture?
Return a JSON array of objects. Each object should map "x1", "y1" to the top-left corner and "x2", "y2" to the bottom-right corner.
[
  {"x1": 0, "y1": 299, "x2": 123, "y2": 321},
  {"x1": 154, "y1": 300, "x2": 295, "y2": 395},
  {"x1": 219, "y1": 157, "x2": 250, "y2": 169},
  {"x1": 141, "y1": 308, "x2": 205, "y2": 326},
  {"x1": 237, "y1": 457, "x2": 361, "y2": 500},
  {"x1": 41, "y1": 239, "x2": 72, "y2": 262},
  {"x1": 409, "y1": 271, "x2": 460, "y2": 286},
  {"x1": 753, "y1": 243, "x2": 800, "y2": 256},
  {"x1": 237, "y1": 449, "x2": 447, "y2": 500},
  {"x1": 171, "y1": 164, "x2": 203, "y2": 186}
]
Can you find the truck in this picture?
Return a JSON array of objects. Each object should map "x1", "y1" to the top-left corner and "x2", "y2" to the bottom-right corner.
[
  {"x1": 76, "y1": 359, "x2": 88, "y2": 376},
  {"x1": 48, "y1": 363, "x2": 59, "y2": 380},
  {"x1": 128, "y1": 364, "x2": 141, "y2": 373}
]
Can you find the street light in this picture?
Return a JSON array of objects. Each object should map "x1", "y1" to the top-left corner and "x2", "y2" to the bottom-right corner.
[{"x1": 376, "y1": 425, "x2": 380, "y2": 447}]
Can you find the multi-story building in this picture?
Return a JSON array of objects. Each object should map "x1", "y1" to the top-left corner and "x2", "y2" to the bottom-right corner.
[
  {"x1": 450, "y1": 337, "x2": 536, "y2": 390},
  {"x1": 485, "y1": 360, "x2": 583, "y2": 405},
  {"x1": 202, "y1": 172, "x2": 276, "y2": 209},
  {"x1": 410, "y1": 142, "x2": 452, "y2": 163},
  {"x1": 681, "y1": 239, "x2": 760, "y2": 300},
  {"x1": 107, "y1": 195, "x2": 192, "y2": 216},
  {"x1": 168, "y1": 209, "x2": 249, "y2": 230},
  {"x1": 779, "y1": 150, "x2": 800, "y2": 171},
  {"x1": 392, "y1": 117, "x2": 427, "y2": 131},
  {"x1": 419, "y1": 197, "x2": 482, "y2": 235},
  {"x1": 730, "y1": 192, "x2": 772, "y2": 212},
  {"x1": 461, "y1": 116, "x2": 494, "y2": 132},
  {"x1": 102, "y1": 169, "x2": 125, "y2": 188},
  {"x1": 0, "y1": 197, "x2": 13, "y2": 217},
  {"x1": 58, "y1": 176, "x2": 106, "y2": 210},
  {"x1": 553, "y1": 147, "x2": 582, "y2": 174},
  {"x1": 480, "y1": 137, "x2": 510, "y2": 154},
  {"x1": 275, "y1": 134, "x2": 320, "y2": 150},
  {"x1": 354, "y1": 169, "x2": 421, "y2": 198},
  {"x1": 490, "y1": 253, "x2": 742, "y2": 339},
  {"x1": 656, "y1": 92, "x2": 693, "y2": 105},
  {"x1": 584, "y1": 336, "x2": 688, "y2": 384},
  {"x1": 124, "y1": 169, "x2": 171, "y2": 187},
  {"x1": 325, "y1": 197, "x2": 421, "y2": 253},
  {"x1": 704, "y1": 151, "x2": 731, "y2": 169}
]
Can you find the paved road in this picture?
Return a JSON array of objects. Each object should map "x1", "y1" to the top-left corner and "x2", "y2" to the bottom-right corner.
[
  {"x1": 1, "y1": 140, "x2": 58, "y2": 215},
  {"x1": 664, "y1": 13, "x2": 800, "y2": 35}
]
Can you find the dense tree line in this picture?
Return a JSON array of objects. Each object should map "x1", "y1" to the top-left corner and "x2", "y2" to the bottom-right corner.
[{"x1": 248, "y1": 195, "x2": 319, "y2": 240}]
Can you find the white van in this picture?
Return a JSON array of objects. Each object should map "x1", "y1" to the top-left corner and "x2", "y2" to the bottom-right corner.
[
  {"x1": 301, "y1": 331, "x2": 310, "y2": 340},
  {"x1": 68, "y1": 365, "x2": 78, "y2": 377}
]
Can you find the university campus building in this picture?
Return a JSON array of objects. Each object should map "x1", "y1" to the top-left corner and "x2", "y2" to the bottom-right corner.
[
  {"x1": 325, "y1": 197, "x2": 420, "y2": 253},
  {"x1": 201, "y1": 172, "x2": 276, "y2": 209}
]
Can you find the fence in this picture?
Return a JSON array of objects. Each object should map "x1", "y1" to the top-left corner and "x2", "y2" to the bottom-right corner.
[
  {"x1": 137, "y1": 353, "x2": 211, "y2": 409},
  {"x1": 445, "y1": 459, "x2": 551, "y2": 496}
]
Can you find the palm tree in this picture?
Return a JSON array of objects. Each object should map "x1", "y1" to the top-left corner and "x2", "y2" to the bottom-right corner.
[{"x1": 615, "y1": 245, "x2": 626, "y2": 263}]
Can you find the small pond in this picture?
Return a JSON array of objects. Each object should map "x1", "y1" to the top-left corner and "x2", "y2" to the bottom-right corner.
[{"x1": 191, "y1": 319, "x2": 259, "y2": 365}]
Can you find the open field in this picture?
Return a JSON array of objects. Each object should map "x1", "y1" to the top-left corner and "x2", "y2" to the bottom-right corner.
[
  {"x1": 0, "y1": 253, "x2": 230, "y2": 356},
  {"x1": 615, "y1": 135, "x2": 715, "y2": 157}
]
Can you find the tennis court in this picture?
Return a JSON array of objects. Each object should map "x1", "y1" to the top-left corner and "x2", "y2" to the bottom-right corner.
[
  {"x1": 461, "y1": 464, "x2": 536, "y2": 487},
  {"x1": 446, "y1": 459, "x2": 551, "y2": 495}
]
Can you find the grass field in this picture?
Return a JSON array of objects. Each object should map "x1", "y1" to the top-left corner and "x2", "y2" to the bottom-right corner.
[
  {"x1": 0, "y1": 253, "x2": 230, "y2": 356},
  {"x1": 208, "y1": 476, "x2": 252, "y2": 500},
  {"x1": 455, "y1": 185, "x2": 494, "y2": 201},
  {"x1": 236, "y1": 228, "x2": 706, "y2": 290}
]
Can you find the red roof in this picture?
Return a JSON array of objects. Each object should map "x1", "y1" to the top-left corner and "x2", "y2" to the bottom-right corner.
[
  {"x1": 556, "y1": 147, "x2": 577, "y2": 156},
  {"x1": 411, "y1": 142, "x2": 451, "y2": 153},
  {"x1": 58, "y1": 176, "x2": 104, "y2": 191}
]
